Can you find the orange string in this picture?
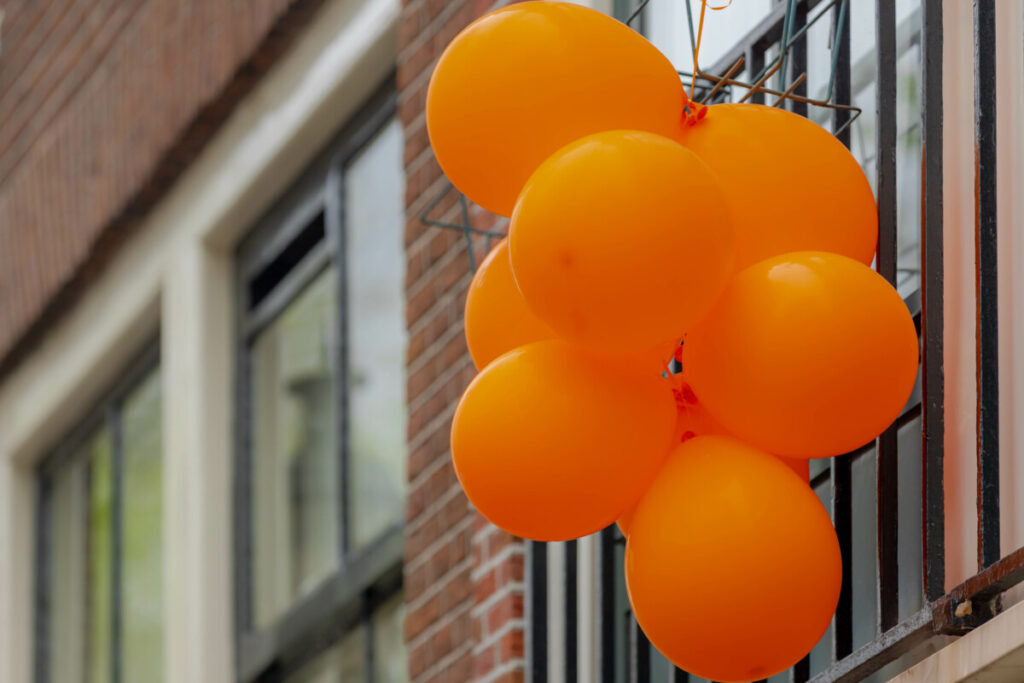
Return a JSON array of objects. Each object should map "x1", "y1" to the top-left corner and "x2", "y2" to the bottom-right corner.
[
  {"x1": 689, "y1": 0, "x2": 708, "y2": 102},
  {"x1": 689, "y1": 0, "x2": 733, "y2": 103}
]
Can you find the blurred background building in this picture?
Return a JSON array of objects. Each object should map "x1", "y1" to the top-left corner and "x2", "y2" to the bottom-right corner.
[{"x1": 0, "y1": 1, "x2": 1021, "y2": 682}]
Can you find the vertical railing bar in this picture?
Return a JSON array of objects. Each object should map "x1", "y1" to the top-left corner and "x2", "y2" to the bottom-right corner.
[
  {"x1": 830, "y1": 0, "x2": 854, "y2": 663},
  {"x1": 793, "y1": 655, "x2": 811, "y2": 682},
  {"x1": 921, "y1": 0, "x2": 946, "y2": 604},
  {"x1": 565, "y1": 539, "x2": 578, "y2": 682},
  {"x1": 832, "y1": 1, "x2": 852, "y2": 144},
  {"x1": 831, "y1": 455, "x2": 854, "y2": 660},
  {"x1": 875, "y1": 0, "x2": 901, "y2": 634},
  {"x1": 528, "y1": 541, "x2": 549, "y2": 683},
  {"x1": 673, "y1": 666, "x2": 690, "y2": 682},
  {"x1": 791, "y1": 2, "x2": 809, "y2": 117},
  {"x1": 973, "y1": 0, "x2": 1000, "y2": 571},
  {"x1": 748, "y1": 46, "x2": 767, "y2": 105},
  {"x1": 598, "y1": 528, "x2": 617, "y2": 683},
  {"x1": 631, "y1": 618, "x2": 650, "y2": 683}
]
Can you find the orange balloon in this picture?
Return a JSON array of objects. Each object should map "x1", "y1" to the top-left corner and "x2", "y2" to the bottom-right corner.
[
  {"x1": 685, "y1": 251, "x2": 919, "y2": 458},
  {"x1": 427, "y1": 2, "x2": 686, "y2": 217},
  {"x1": 674, "y1": 103, "x2": 877, "y2": 270},
  {"x1": 465, "y1": 239, "x2": 554, "y2": 369},
  {"x1": 510, "y1": 131, "x2": 734, "y2": 354},
  {"x1": 451, "y1": 340, "x2": 676, "y2": 541},
  {"x1": 672, "y1": 383, "x2": 810, "y2": 482},
  {"x1": 616, "y1": 384, "x2": 808, "y2": 537},
  {"x1": 626, "y1": 436, "x2": 841, "y2": 681},
  {"x1": 465, "y1": 239, "x2": 677, "y2": 374}
]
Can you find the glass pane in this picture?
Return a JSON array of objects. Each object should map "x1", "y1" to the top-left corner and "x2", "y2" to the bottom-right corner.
[
  {"x1": 48, "y1": 449, "x2": 91, "y2": 683},
  {"x1": 287, "y1": 625, "x2": 366, "y2": 683},
  {"x1": 894, "y1": 8, "x2": 923, "y2": 298},
  {"x1": 251, "y1": 266, "x2": 340, "y2": 626},
  {"x1": 897, "y1": 415, "x2": 924, "y2": 619},
  {"x1": 851, "y1": 448, "x2": 879, "y2": 650},
  {"x1": 345, "y1": 119, "x2": 408, "y2": 551},
  {"x1": 808, "y1": 476, "x2": 834, "y2": 676},
  {"x1": 88, "y1": 432, "x2": 115, "y2": 683},
  {"x1": 121, "y1": 366, "x2": 164, "y2": 682},
  {"x1": 373, "y1": 593, "x2": 409, "y2": 683}
]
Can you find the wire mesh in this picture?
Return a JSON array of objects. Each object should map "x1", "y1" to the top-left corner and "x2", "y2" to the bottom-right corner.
[{"x1": 419, "y1": 0, "x2": 860, "y2": 272}]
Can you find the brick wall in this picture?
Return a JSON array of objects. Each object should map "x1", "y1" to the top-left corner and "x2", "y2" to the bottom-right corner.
[
  {"x1": 0, "y1": 0, "x2": 325, "y2": 371},
  {"x1": 398, "y1": 1, "x2": 527, "y2": 681}
]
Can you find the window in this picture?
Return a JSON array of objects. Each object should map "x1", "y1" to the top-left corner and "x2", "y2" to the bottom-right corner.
[
  {"x1": 34, "y1": 348, "x2": 163, "y2": 683},
  {"x1": 235, "y1": 85, "x2": 409, "y2": 682}
]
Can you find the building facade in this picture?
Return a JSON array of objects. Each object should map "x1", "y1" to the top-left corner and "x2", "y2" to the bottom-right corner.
[{"x1": 0, "y1": 1, "x2": 1022, "y2": 682}]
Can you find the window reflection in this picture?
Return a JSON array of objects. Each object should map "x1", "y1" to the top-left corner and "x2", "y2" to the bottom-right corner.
[
  {"x1": 345, "y1": 120, "x2": 408, "y2": 552},
  {"x1": 251, "y1": 267, "x2": 341, "y2": 627}
]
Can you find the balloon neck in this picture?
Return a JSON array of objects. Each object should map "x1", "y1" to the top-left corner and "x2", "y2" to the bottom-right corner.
[{"x1": 683, "y1": 102, "x2": 710, "y2": 128}]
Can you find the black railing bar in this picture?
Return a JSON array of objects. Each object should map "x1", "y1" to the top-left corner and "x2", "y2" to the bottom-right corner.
[
  {"x1": 830, "y1": 4, "x2": 853, "y2": 661},
  {"x1": 831, "y1": 452, "x2": 854, "y2": 659},
  {"x1": 793, "y1": 655, "x2": 811, "y2": 683},
  {"x1": 565, "y1": 540, "x2": 579, "y2": 682},
  {"x1": 790, "y1": 2, "x2": 809, "y2": 117},
  {"x1": 528, "y1": 541, "x2": 549, "y2": 683},
  {"x1": 920, "y1": 0, "x2": 945, "y2": 604},
  {"x1": 973, "y1": 0, "x2": 1000, "y2": 571},
  {"x1": 810, "y1": 468, "x2": 831, "y2": 489},
  {"x1": 598, "y1": 528, "x2": 617, "y2": 683},
  {"x1": 631, "y1": 618, "x2": 651, "y2": 683},
  {"x1": 875, "y1": 0, "x2": 900, "y2": 635}
]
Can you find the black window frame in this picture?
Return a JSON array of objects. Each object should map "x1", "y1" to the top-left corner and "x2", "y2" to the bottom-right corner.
[
  {"x1": 33, "y1": 342, "x2": 162, "y2": 683},
  {"x1": 233, "y1": 79, "x2": 405, "y2": 683}
]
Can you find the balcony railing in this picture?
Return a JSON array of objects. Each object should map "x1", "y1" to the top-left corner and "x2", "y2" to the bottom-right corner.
[{"x1": 522, "y1": 1, "x2": 1022, "y2": 682}]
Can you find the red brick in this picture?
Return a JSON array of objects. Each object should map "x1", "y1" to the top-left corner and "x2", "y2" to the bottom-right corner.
[
  {"x1": 0, "y1": 0, "x2": 329, "y2": 368},
  {"x1": 486, "y1": 592, "x2": 524, "y2": 634}
]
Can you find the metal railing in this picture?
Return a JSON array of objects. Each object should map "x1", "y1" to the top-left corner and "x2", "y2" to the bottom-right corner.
[{"x1": 518, "y1": 1, "x2": 1021, "y2": 682}]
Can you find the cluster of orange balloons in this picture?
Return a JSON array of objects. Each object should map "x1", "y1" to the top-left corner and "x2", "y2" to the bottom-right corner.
[{"x1": 429, "y1": 3, "x2": 918, "y2": 681}]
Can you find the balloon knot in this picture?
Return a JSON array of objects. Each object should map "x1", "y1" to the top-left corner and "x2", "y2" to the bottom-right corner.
[{"x1": 680, "y1": 430, "x2": 697, "y2": 443}]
